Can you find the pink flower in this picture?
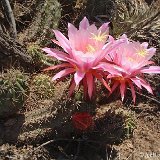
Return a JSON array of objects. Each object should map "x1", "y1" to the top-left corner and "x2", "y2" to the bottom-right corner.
[
  {"x1": 107, "y1": 35, "x2": 160, "y2": 103},
  {"x1": 43, "y1": 17, "x2": 118, "y2": 99}
]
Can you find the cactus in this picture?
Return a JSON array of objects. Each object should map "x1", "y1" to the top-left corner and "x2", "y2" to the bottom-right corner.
[
  {"x1": 112, "y1": 0, "x2": 160, "y2": 45},
  {"x1": 31, "y1": 74, "x2": 55, "y2": 99},
  {"x1": 0, "y1": 69, "x2": 28, "y2": 118},
  {"x1": 124, "y1": 116, "x2": 136, "y2": 138},
  {"x1": 27, "y1": 43, "x2": 58, "y2": 67},
  {"x1": 24, "y1": 74, "x2": 55, "y2": 110},
  {"x1": 18, "y1": 0, "x2": 61, "y2": 45},
  {"x1": 1, "y1": 81, "x2": 70, "y2": 144}
]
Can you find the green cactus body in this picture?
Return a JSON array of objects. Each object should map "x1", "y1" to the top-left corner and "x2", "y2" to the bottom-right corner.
[
  {"x1": 27, "y1": 44, "x2": 58, "y2": 67},
  {"x1": 18, "y1": 0, "x2": 61, "y2": 45},
  {"x1": 31, "y1": 74, "x2": 55, "y2": 100},
  {"x1": 0, "y1": 69, "x2": 28, "y2": 118}
]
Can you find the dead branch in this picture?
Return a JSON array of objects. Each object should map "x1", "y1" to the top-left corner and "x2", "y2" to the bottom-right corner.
[
  {"x1": 1, "y1": 0, "x2": 17, "y2": 38},
  {"x1": 0, "y1": 31, "x2": 32, "y2": 64}
]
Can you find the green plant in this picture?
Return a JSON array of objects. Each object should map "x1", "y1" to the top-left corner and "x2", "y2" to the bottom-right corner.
[
  {"x1": 0, "y1": 69, "x2": 28, "y2": 117},
  {"x1": 112, "y1": 0, "x2": 160, "y2": 43},
  {"x1": 27, "y1": 43, "x2": 58, "y2": 66},
  {"x1": 31, "y1": 74, "x2": 55, "y2": 99},
  {"x1": 124, "y1": 114, "x2": 136, "y2": 138}
]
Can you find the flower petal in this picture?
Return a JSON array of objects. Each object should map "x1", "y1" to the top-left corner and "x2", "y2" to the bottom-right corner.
[
  {"x1": 141, "y1": 66, "x2": 160, "y2": 74},
  {"x1": 43, "y1": 63, "x2": 72, "y2": 71},
  {"x1": 68, "y1": 23, "x2": 78, "y2": 37},
  {"x1": 83, "y1": 76, "x2": 88, "y2": 99},
  {"x1": 94, "y1": 62, "x2": 122, "y2": 76},
  {"x1": 52, "y1": 68, "x2": 75, "y2": 81},
  {"x1": 148, "y1": 47, "x2": 156, "y2": 55},
  {"x1": 120, "y1": 81, "x2": 126, "y2": 101},
  {"x1": 51, "y1": 39, "x2": 61, "y2": 46},
  {"x1": 138, "y1": 77, "x2": 153, "y2": 94},
  {"x1": 108, "y1": 81, "x2": 119, "y2": 97},
  {"x1": 74, "y1": 71, "x2": 85, "y2": 86},
  {"x1": 130, "y1": 78, "x2": 142, "y2": 89},
  {"x1": 141, "y1": 42, "x2": 148, "y2": 48},
  {"x1": 53, "y1": 30, "x2": 71, "y2": 53},
  {"x1": 42, "y1": 48, "x2": 69, "y2": 61},
  {"x1": 86, "y1": 73, "x2": 94, "y2": 99},
  {"x1": 93, "y1": 72, "x2": 111, "y2": 91},
  {"x1": 68, "y1": 78, "x2": 76, "y2": 96},
  {"x1": 128, "y1": 81, "x2": 136, "y2": 103},
  {"x1": 79, "y1": 17, "x2": 89, "y2": 30},
  {"x1": 98, "y1": 22, "x2": 109, "y2": 33}
]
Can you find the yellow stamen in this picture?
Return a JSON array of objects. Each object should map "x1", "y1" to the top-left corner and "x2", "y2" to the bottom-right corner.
[
  {"x1": 86, "y1": 44, "x2": 96, "y2": 52},
  {"x1": 136, "y1": 49, "x2": 147, "y2": 57},
  {"x1": 91, "y1": 31, "x2": 107, "y2": 42}
]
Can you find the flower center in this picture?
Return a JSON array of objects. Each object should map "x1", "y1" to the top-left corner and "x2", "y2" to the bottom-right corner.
[
  {"x1": 91, "y1": 31, "x2": 107, "y2": 42},
  {"x1": 127, "y1": 57, "x2": 135, "y2": 62},
  {"x1": 86, "y1": 44, "x2": 96, "y2": 53},
  {"x1": 136, "y1": 49, "x2": 148, "y2": 57}
]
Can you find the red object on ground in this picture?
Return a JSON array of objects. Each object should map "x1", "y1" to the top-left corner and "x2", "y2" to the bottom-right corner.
[{"x1": 72, "y1": 112, "x2": 94, "y2": 131}]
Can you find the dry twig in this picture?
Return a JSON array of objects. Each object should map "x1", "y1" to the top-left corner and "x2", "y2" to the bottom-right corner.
[{"x1": 1, "y1": 0, "x2": 17, "y2": 38}]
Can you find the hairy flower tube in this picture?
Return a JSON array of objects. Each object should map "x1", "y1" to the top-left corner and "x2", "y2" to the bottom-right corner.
[
  {"x1": 43, "y1": 17, "x2": 122, "y2": 99},
  {"x1": 105, "y1": 35, "x2": 160, "y2": 103}
]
